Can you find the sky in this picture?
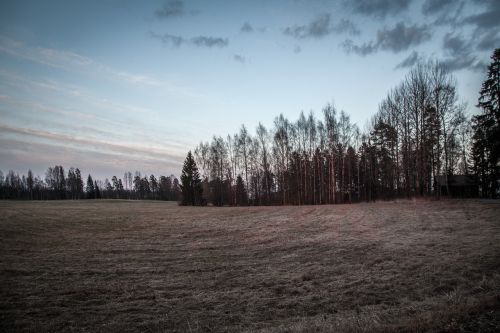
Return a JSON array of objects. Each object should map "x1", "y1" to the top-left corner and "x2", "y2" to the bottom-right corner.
[{"x1": 0, "y1": 0, "x2": 498, "y2": 180}]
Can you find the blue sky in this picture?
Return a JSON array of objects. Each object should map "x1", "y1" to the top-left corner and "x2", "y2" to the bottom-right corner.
[{"x1": 0, "y1": 0, "x2": 498, "y2": 180}]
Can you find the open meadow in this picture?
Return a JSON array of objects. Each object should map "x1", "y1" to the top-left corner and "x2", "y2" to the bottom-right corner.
[{"x1": 1, "y1": 200, "x2": 500, "y2": 332}]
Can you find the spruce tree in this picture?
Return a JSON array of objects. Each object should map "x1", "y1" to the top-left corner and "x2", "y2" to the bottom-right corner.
[
  {"x1": 472, "y1": 48, "x2": 500, "y2": 197},
  {"x1": 180, "y1": 151, "x2": 203, "y2": 205},
  {"x1": 75, "y1": 168, "x2": 83, "y2": 199},
  {"x1": 86, "y1": 174, "x2": 95, "y2": 199},
  {"x1": 27, "y1": 169, "x2": 34, "y2": 200},
  {"x1": 235, "y1": 174, "x2": 247, "y2": 206},
  {"x1": 94, "y1": 180, "x2": 101, "y2": 199}
]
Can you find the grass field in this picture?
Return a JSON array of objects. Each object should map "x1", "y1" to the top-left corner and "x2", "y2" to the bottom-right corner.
[{"x1": 1, "y1": 200, "x2": 500, "y2": 332}]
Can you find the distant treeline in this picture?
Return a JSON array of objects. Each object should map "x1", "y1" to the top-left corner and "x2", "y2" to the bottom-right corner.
[
  {"x1": 0, "y1": 167, "x2": 180, "y2": 201},
  {"x1": 181, "y1": 50, "x2": 500, "y2": 206}
]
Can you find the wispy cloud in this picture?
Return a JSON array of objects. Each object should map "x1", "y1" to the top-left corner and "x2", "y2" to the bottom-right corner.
[
  {"x1": 155, "y1": 0, "x2": 185, "y2": 19},
  {"x1": 342, "y1": 22, "x2": 432, "y2": 56},
  {"x1": 392, "y1": 30, "x2": 489, "y2": 72},
  {"x1": 476, "y1": 30, "x2": 500, "y2": 51},
  {"x1": 440, "y1": 32, "x2": 485, "y2": 71},
  {"x1": 233, "y1": 54, "x2": 246, "y2": 64},
  {"x1": 395, "y1": 51, "x2": 422, "y2": 69},
  {"x1": 150, "y1": 33, "x2": 185, "y2": 47},
  {"x1": 0, "y1": 40, "x2": 208, "y2": 103},
  {"x1": 428, "y1": 1, "x2": 465, "y2": 28},
  {"x1": 0, "y1": 36, "x2": 91, "y2": 69},
  {"x1": 192, "y1": 36, "x2": 228, "y2": 48},
  {"x1": 0, "y1": 124, "x2": 186, "y2": 164},
  {"x1": 1, "y1": 95, "x2": 100, "y2": 123},
  {"x1": 0, "y1": 137, "x2": 182, "y2": 179},
  {"x1": 347, "y1": 0, "x2": 411, "y2": 18},
  {"x1": 376, "y1": 23, "x2": 432, "y2": 52},
  {"x1": 115, "y1": 72, "x2": 164, "y2": 86},
  {"x1": 241, "y1": 22, "x2": 254, "y2": 33},
  {"x1": 0, "y1": 97, "x2": 153, "y2": 150},
  {"x1": 0, "y1": 36, "x2": 165, "y2": 87},
  {"x1": 150, "y1": 31, "x2": 229, "y2": 48},
  {"x1": 284, "y1": 14, "x2": 360, "y2": 39},
  {"x1": 443, "y1": 33, "x2": 468, "y2": 57},
  {"x1": 463, "y1": 0, "x2": 500, "y2": 30},
  {"x1": 421, "y1": 0, "x2": 455, "y2": 16},
  {"x1": 0, "y1": 69, "x2": 156, "y2": 117},
  {"x1": 0, "y1": 68, "x2": 213, "y2": 150}
]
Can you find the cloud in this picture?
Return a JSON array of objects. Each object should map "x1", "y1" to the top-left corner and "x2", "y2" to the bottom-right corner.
[
  {"x1": 342, "y1": 22, "x2": 431, "y2": 56},
  {"x1": 233, "y1": 54, "x2": 246, "y2": 64},
  {"x1": 341, "y1": 39, "x2": 377, "y2": 56},
  {"x1": 421, "y1": 0, "x2": 455, "y2": 15},
  {"x1": 428, "y1": 1, "x2": 465, "y2": 27},
  {"x1": 150, "y1": 31, "x2": 228, "y2": 48},
  {"x1": 149, "y1": 32, "x2": 185, "y2": 47},
  {"x1": 464, "y1": 10, "x2": 500, "y2": 29},
  {"x1": 0, "y1": 36, "x2": 165, "y2": 87},
  {"x1": 441, "y1": 56, "x2": 481, "y2": 72},
  {"x1": 0, "y1": 124, "x2": 185, "y2": 166},
  {"x1": 1, "y1": 95, "x2": 104, "y2": 124},
  {"x1": 284, "y1": 14, "x2": 359, "y2": 39},
  {"x1": 463, "y1": 0, "x2": 500, "y2": 29},
  {"x1": 377, "y1": 22, "x2": 432, "y2": 52},
  {"x1": 0, "y1": 36, "x2": 91, "y2": 69},
  {"x1": 241, "y1": 22, "x2": 253, "y2": 33},
  {"x1": 443, "y1": 33, "x2": 468, "y2": 57},
  {"x1": 0, "y1": 137, "x2": 182, "y2": 180},
  {"x1": 477, "y1": 30, "x2": 500, "y2": 51},
  {"x1": 294, "y1": 45, "x2": 302, "y2": 54},
  {"x1": 0, "y1": 70, "x2": 157, "y2": 117},
  {"x1": 191, "y1": 36, "x2": 228, "y2": 48},
  {"x1": 115, "y1": 72, "x2": 164, "y2": 86},
  {"x1": 348, "y1": 0, "x2": 411, "y2": 18},
  {"x1": 334, "y1": 19, "x2": 361, "y2": 36},
  {"x1": 395, "y1": 51, "x2": 422, "y2": 69},
  {"x1": 439, "y1": 32, "x2": 486, "y2": 72},
  {"x1": 0, "y1": 69, "x2": 209, "y2": 125},
  {"x1": 155, "y1": 0, "x2": 184, "y2": 19},
  {"x1": 285, "y1": 14, "x2": 331, "y2": 39}
]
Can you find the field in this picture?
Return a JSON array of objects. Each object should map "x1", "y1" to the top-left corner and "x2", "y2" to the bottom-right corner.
[{"x1": 1, "y1": 200, "x2": 500, "y2": 332}]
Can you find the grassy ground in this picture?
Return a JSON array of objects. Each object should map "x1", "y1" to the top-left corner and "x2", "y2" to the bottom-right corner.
[{"x1": 0, "y1": 199, "x2": 499, "y2": 332}]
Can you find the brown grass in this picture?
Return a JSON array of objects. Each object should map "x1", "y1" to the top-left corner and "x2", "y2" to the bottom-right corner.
[{"x1": 1, "y1": 199, "x2": 499, "y2": 332}]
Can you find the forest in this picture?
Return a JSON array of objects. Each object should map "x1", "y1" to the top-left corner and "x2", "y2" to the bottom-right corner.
[
  {"x1": 1, "y1": 50, "x2": 498, "y2": 205},
  {"x1": 0, "y1": 167, "x2": 180, "y2": 201},
  {"x1": 181, "y1": 50, "x2": 500, "y2": 206}
]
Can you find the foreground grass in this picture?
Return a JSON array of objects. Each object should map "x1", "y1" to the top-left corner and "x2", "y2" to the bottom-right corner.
[{"x1": 0, "y1": 199, "x2": 499, "y2": 332}]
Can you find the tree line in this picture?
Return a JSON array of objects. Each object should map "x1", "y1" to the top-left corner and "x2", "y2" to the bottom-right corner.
[
  {"x1": 181, "y1": 49, "x2": 499, "y2": 206},
  {"x1": 0, "y1": 167, "x2": 180, "y2": 201}
]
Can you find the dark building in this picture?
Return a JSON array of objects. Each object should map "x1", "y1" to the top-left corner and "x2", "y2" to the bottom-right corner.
[{"x1": 437, "y1": 175, "x2": 479, "y2": 198}]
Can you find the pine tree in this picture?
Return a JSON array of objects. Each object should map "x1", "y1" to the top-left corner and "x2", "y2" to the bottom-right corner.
[{"x1": 180, "y1": 151, "x2": 203, "y2": 205}]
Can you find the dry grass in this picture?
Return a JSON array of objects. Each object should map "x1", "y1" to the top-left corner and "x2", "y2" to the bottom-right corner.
[{"x1": 0, "y1": 199, "x2": 499, "y2": 332}]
